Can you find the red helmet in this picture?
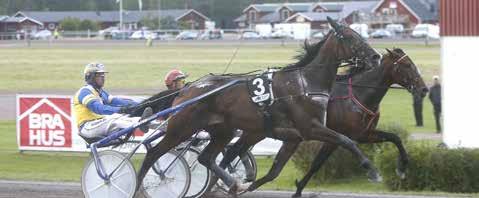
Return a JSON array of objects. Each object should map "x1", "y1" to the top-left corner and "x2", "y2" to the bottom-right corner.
[{"x1": 164, "y1": 69, "x2": 187, "y2": 87}]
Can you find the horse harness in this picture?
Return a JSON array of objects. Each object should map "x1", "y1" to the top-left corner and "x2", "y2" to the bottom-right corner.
[
  {"x1": 330, "y1": 77, "x2": 380, "y2": 135},
  {"x1": 247, "y1": 67, "x2": 342, "y2": 137},
  {"x1": 247, "y1": 69, "x2": 277, "y2": 137}
]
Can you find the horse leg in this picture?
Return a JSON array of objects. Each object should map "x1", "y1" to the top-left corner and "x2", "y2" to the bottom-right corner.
[
  {"x1": 136, "y1": 105, "x2": 208, "y2": 192},
  {"x1": 136, "y1": 130, "x2": 193, "y2": 192},
  {"x1": 197, "y1": 124, "x2": 244, "y2": 195},
  {"x1": 204, "y1": 133, "x2": 262, "y2": 194},
  {"x1": 309, "y1": 120, "x2": 381, "y2": 182},
  {"x1": 247, "y1": 127, "x2": 303, "y2": 192},
  {"x1": 292, "y1": 142, "x2": 338, "y2": 198},
  {"x1": 364, "y1": 129, "x2": 408, "y2": 179},
  {"x1": 220, "y1": 134, "x2": 262, "y2": 180}
]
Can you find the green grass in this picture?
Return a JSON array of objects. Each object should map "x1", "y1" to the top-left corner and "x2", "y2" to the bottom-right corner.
[
  {"x1": 0, "y1": 42, "x2": 439, "y2": 92},
  {"x1": 0, "y1": 120, "x2": 88, "y2": 181},
  {"x1": 379, "y1": 89, "x2": 436, "y2": 133}
]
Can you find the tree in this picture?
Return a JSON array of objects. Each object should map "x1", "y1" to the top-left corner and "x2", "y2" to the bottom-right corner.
[
  {"x1": 140, "y1": 15, "x2": 178, "y2": 30},
  {"x1": 79, "y1": 19, "x2": 99, "y2": 31},
  {"x1": 59, "y1": 17, "x2": 81, "y2": 31}
]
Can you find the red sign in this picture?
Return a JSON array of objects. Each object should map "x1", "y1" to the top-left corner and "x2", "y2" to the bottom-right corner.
[{"x1": 17, "y1": 96, "x2": 72, "y2": 148}]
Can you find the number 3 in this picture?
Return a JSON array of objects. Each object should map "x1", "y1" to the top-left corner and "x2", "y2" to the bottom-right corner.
[{"x1": 253, "y1": 78, "x2": 265, "y2": 96}]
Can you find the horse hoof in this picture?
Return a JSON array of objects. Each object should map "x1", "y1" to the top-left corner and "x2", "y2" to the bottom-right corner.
[
  {"x1": 396, "y1": 168, "x2": 406, "y2": 180},
  {"x1": 367, "y1": 170, "x2": 383, "y2": 183},
  {"x1": 239, "y1": 182, "x2": 252, "y2": 192},
  {"x1": 292, "y1": 193, "x2": 302, "y2": 198},
  {"x1": 293, "y1": 192, "x2": 320, "y2": 198},
  {"x1": 228, "y1": 181, "x2": 252, "y2": 195}
]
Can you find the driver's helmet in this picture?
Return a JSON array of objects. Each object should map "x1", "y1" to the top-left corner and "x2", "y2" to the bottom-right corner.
[
  {"x1": 84, "y1": 62, "x2": 107, "y2": 82},
  {"x1": 164, "y1": 69, "x2": 187, "y2": 87}
]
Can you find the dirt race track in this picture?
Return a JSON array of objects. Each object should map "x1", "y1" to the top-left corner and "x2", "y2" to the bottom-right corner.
[{"x1": 0, "y1": 180, "x2": 454, "y2": 198}]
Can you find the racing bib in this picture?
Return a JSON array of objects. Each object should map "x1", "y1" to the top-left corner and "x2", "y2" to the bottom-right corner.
[{"x1": 248, "y1": 72, "x2": 274, "y2": 106}]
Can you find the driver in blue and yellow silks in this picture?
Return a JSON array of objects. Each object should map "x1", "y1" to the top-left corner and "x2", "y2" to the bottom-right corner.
[{"x1": 73, "y1": 62, "x2": 152, "y2": 142}]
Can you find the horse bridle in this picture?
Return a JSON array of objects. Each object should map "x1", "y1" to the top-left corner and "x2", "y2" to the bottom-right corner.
[
  {"x1": 334, "y1": 28, "x2": 375, "y2": 69},
  {"x1": 335, "y1": 53, "x2": 417, "y2": 92},
  {"x1": 392, "y1": 53, "x2": 420, "y2": 92}
]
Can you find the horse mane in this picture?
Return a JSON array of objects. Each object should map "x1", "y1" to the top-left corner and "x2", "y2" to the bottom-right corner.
[
  {"x1": 392, "y1": 48, "x2": 405, "y2": 54},
  {"x1": 282, "y1": 31, "x2": 332, "y2": 70}
]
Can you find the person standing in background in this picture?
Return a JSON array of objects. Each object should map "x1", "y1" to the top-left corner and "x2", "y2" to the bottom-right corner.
[
  {"x1": 412, "y1": 91, "x2": 424, "y2": 127},
  {"x1": 429, "y1": 75, "x2": 442, "y2": 133}
]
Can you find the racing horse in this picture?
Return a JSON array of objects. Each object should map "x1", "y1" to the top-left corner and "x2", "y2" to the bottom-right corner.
[
  {"x1": 135, "y1": 17, "x2": 382, "y2": 195},
  {"x1": 292, "y1": 48, "x2": 428, "y2": 197},
  {"x1": 219, "y1": 48, "x2": 429, "y2": 197}
]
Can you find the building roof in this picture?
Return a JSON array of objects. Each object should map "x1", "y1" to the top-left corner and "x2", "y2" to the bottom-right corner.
[
  {"x1": 286, "y1": 12, "x2": 341, "y2": 22},
  {"x1": 243, "y1": 4, "x2": 278, "y2": 13},
  {"x1": 280, "y1": 3, "x2": 312, "y2": 12},
  {"x1": 0, "y1": 15, "x2": 8, "y2": 21},
  {"x1": 258, "y1": 12, "x2": 281, "y2": 23},
  {"x1": 4, "y1": 16, "x2": 24, "y2": 22},
  {"x1": 3, "y1": 16, "x2": 43, "y2": 25},
  {"x1": 339, "y1": 1, "x2": 378, "y2": 17},
  {"x1": 14, "y1": 9, "x2": 206, "y2": 23},
  {"x1": 316, "y1": 3, "x2": 344, "y2": 11},
  {"x1": 401, "y1": 0, "x2": 437, "y2": 22},
  {"x1": 244, "y1": 1, "x2": 378, "y2": 13},
  {"x1": 234, "y1": 14, "x2": 246, "y2": 22},
  {"x1": 175, "y1": 9, "x2": 210, "y2": 21},
  {"x1": 237, "y1": 1, "x2": 379, "y2": 24},
  {"x1": 372, "y1": 0, "x2": 438, "y2": 22}
]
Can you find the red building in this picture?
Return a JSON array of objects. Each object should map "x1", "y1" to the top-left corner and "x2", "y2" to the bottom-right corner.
[
  {"x1": 0, "y1": 16, "x2": 43, "y2": 32},
  {"x1": 371, "y1": 0, "x2": 438, "y2": 28},
  {"x1": 235, "y1": 2, "x2": 378, "y2": 29},
  {"x1": 235, "y1": 0, "x2": 438, "y2": 29}
]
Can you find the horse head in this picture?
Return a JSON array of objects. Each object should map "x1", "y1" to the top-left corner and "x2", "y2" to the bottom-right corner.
[
  {"x1": 325, "y1": 17, "x2": 381, "y2": 70},
  {"x1": 385, "y1": 48, "x2": 428, "y2": 97}
]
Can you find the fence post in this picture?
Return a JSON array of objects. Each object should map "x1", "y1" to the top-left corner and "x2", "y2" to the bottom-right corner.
[
  {"x1": 25, "y1": 31, "x2": 31, "y2": 47},
  {"x1": 87, "y1": 29, "x2": 91, "y2": 38},
  {"x1": 425, "y1": 27, "x2": 429, "y2": 46}
]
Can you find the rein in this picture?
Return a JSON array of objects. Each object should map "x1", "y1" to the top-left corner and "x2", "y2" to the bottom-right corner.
[
  {"x1": 335, "y1": 81, "x2": 406, "y2": 90},
  {"x1": 130, "y1": 73, "x2": 215, "y2": 112},
  {"x1": 393, "y1": 54, "x2": 408, "y2": 65}
]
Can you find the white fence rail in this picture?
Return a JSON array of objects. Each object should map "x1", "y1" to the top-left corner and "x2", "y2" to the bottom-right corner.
[{"x1": 0, "y1": 27, "x2": 431, "y2": 41}]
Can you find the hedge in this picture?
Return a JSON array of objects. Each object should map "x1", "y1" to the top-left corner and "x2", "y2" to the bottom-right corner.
[
  {"x1": 377, "y1": 141, "x2": 479, "y2": 193},
  {"x1": 292, "y1": 122, "x2": 479, "y2": 193}
]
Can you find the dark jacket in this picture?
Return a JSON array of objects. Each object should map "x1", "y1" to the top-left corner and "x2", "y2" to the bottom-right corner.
[{"x1": 429, "y1": 84, "x2": 441, "y2": 105}]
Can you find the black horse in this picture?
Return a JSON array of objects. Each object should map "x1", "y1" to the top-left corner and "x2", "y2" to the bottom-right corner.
[
  {"x1": 290, "y1": 48, "x2": 429, "y2": 197},
  {"x1": 134, "y1": 18, "x2": 381, "y2": 195}
]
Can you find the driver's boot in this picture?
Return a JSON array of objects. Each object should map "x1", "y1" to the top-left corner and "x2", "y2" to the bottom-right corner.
[{"x1": 139, "y1": 107, "x2": 153, "y2": 133}]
